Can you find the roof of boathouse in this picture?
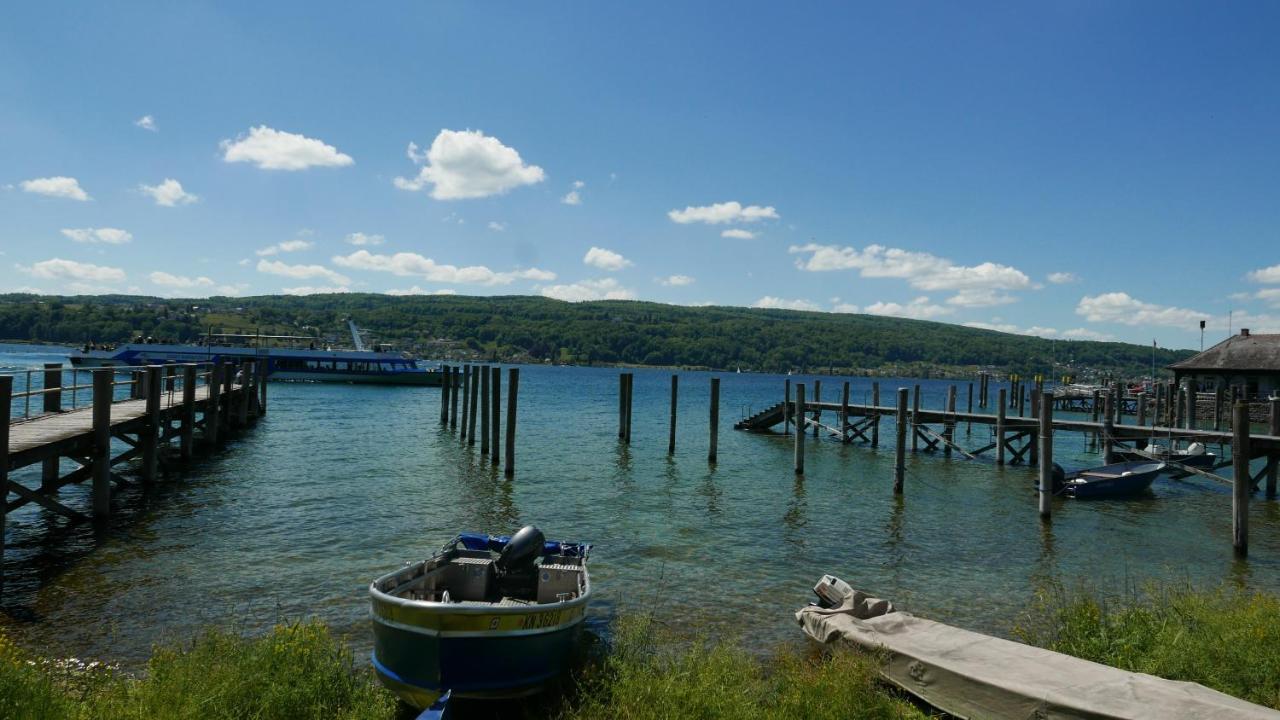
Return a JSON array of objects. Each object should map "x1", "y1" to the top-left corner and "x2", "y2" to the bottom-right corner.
[{"x1": 1169, "y1": 329, "x2": 1280, "y2": 373}]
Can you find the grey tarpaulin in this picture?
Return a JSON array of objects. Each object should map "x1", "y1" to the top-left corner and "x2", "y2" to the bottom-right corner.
[{"x1": 796, "y1": 575, "x2": 1280, "y2": 720}]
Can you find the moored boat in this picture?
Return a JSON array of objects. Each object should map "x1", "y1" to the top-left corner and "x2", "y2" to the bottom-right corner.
[
  {"x1": 369, "y1": 526, "x2": 592, "y2": 710},
  {"x1": 1053, "y1": 460, "x2": 1165, "y2": 499},
  {"x1": 1112, "y1": 441, "x2": 1216, "y2": 469}
]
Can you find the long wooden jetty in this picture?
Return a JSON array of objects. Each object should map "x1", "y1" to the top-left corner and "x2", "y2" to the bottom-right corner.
[{"x1": 2, "y1": 360, "x2": 267, "y2": 566}]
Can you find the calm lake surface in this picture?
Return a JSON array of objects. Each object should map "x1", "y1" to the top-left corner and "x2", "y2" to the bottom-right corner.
[{"x1": 3, "y1": 342, "x2": 1278, "y2": 666}]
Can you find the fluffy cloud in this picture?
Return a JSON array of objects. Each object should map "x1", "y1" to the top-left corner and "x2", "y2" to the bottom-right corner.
[
  {"x1": 256, "y1": 259, "x2": 350, "y2": 285},
  {"x1": 539, "y1": 278, "x2": 635, "y2": 302},
  {"x1": 1047, "y1": 272, "x2": 1078, "y2": 284},
  {"x1": 134, "y1": 115, "x2": 157, "y2": 131},
  {"x1": 61, "y1": 227, "x2": 132, "y2": 244},
  {"x1": 1075, "y1": 292, "x2": 1210, "y2": 328},
  {"x1": 561, "y1": 190, "x2": 582, "y2": 205},
  {"x1": 963, "y1": 321, "x2": 1061, "y2": 338},
  {"x1": 332, "y1": 250, "x2": 555, "y2": 286},
  {"x1": 946, "y1": 289, "x2": 1017, "y2": 307},
  {"x1": 659, "y1": 275, "x2": 695, "y2": 286},
  {"x1": 487, "y1": 221, "x2": 507, "y2": 232},
  {"x1": 751, "y1": 296, "x2": 820, "y2": 311},
  {"x1": 583, "y1": 247, "x2": 632, "y2": 271},
  {"x1": 1247, "y1": 264, "x2": 1280, "y2": 284},
  {"x1": 721, "y1": 229, "x2": 757, "y2": 239},
  {"x1": 1060, "y1": 328, "x2": 1116, "y2": 341},
  {"x1": 281, "y1": 286, "x2": 352, "y2": 296},
  {"x1": 394, "y1": 129, "x2": 544, "y2": 200},
  {"x1": 256, "y1": 239, "x2": 314, "y2": 256},
  {"x1": 21, "y1": 176, "x2": 90, "y2": 201},
  {"x1": 149, "y1": 271, "x2": 214, "y2": 288},
  {"x1": 863, "y1": 296, "x2": 953, "y2": 320},
  {"x1": 344, "y1": 232, "x2": 384, "y2": 246},
  {"x1": 139, "y1": 178, "x2": 197, "y2": 206},
  {"x1": 221, "y1": 126, "x2": 354, "y2": 171},
  {"x1": 20, "y1": 258, "x2": 125, "y2": 283},
  {"x1": 668, "y1": 201, "x2": 779, "y2": 225},
  {"x1": 385, "y1": 286, "x2": 458, "y2": 296}
]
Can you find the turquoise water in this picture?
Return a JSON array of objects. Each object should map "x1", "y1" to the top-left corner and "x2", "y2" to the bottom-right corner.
[{"x1": 2, "y1": 342, "x2": 1278, "y2": 666}]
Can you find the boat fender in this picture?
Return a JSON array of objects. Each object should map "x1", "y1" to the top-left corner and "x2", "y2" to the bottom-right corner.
[{"x1": 497, "y1": 525, "x2": 545, "y2": 573}]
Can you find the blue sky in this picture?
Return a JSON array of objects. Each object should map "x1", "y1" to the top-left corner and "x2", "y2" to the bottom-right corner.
[{"x1": 1, "y1": 2, "x2": 1277, "y2": 350}]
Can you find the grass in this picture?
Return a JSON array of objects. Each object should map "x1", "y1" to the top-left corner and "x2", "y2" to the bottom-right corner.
[{"x1": 1014, "y1": 582, "x2": 1280, "y2": 709}]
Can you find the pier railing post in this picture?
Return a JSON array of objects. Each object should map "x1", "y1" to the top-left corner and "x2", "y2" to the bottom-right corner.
[
  {"x1": 894, "y1": 388, "x2": 907, "y2": 493},
  {"x1": 91, "y1": 370, "x2": 112, "y2": 518},
  {"x1": 40, "y1": 363, "x2": 63, "y2": 492},
  {"x1": 206, "y1": 363, "x2": 222, "y2": 445},
  {"x1": 480, "y1": 366, "x2": 490, "y2": 455},
  {"x1": 143, "y1": 367, "x2": 162, "y2": 483},
  {"x1": 440, "y1": 364, "x2": 451, "y2": 425},
  {"x1": 1039, "y1": 390, "x2": 1054, "y2": 520},
  {"x1": 996, "y1": 388, "x2": 1007, "y2": 466},
  {"x1": 504, "y1": 368, "x2": 518, "y2": 478},
  {"x1": 871, "y1": 382, "x2": 880, "y2": 448},
  {"x1": 181, "y1": 364, "x2": 196, "y2": 461},
  {"x1": 668, "y1": 374, "x2": 678, "y2": 455},
  {"x1": 794, "y1": 383, "x2": 805, "y2": 474},
  {"x1": 1267, "y1": 397, "x2": 1279, "y2": 498},
  {"x1": 490, "y1": 367, "x2": 501, "y2": 464},
  {"x1": 1233, "y1": 401, "x2": 1250, "y2": 557},
  {"x1": 709, "y1": 377, "x2": 720, "y2": 464},
  {"x1": 467, "y1": 365, "x2": 479, "y2": 446},
  {"x1": 0, "y1": 375, "x2": 11, "y2": 563}
]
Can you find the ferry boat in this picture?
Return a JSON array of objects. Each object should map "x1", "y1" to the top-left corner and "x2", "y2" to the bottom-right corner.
[
  {"x1": 369, "y1": 526, "x2": 592, "y2": 711},
  {"x1": 69, "y1": 321, "x2": 442, "y2": 386}
]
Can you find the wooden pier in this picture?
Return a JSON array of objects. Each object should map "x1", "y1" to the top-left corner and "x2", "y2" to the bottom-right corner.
[{"x1": 2, "y1": 360, "x2": 266, "y2": 567}]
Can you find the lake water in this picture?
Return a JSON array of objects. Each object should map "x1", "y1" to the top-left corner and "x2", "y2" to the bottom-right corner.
[{"x1": 3, "y1": 342, "x2": 1278, "y2": 667}]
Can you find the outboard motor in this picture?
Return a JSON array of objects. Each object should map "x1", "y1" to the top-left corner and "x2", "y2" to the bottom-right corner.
[
  {"x1": 493, "y1": 525, "x2": 545, "y2": 600},
  {"x1": 1051, "y1": 463, "x2": 1067, "y2": 492}
]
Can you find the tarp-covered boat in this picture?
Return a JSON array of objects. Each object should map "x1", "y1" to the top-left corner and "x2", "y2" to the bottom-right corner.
[
  {"x1": 369, "y1": 526, "x2": 591, "y2": 710},
  {"x1": 1060, "y1": 460, "x2": 1164, "y2": 498},
  {"x1": 797, "y1": 575, "x2": 1280, "y2": 719},
  {"x1": 1113, "y1": 441, "x2": 1216, "y2": 469}
]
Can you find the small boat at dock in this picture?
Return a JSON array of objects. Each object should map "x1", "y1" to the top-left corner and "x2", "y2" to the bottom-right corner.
[
  {"x1": 1112, "y1": 441, "x2": 1216, "y2": 469},
  {"x1": 369, "y1": 526, "x2": 592, "y2": 711},
  {"x1": 1048, "y1": 460, "x2": 1165, "y2": 499}
]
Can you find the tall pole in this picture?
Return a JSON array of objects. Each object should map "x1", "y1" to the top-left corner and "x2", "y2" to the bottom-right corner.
[
  {"x1": 504, "y1": 368, "x2": 518, "y2": 478},
  {"x1": 708, "y1": 377, "x2": 720, "y2": 464},
  {"x1": 894, "y1": 388, "x2": 908, "y2": 493},
  {"x1": 668, "y1": 374, "x2": 678, "y2": 455},
  {"x1": 1039, "y1": 391, "x2": 1054, "y2": 520},
  {"x1": 794, "y1": 384, "x2": 806, "y2": 474},
  {"x1": 1233, "y1": 401, "x2": 1250, "y2": 557}
]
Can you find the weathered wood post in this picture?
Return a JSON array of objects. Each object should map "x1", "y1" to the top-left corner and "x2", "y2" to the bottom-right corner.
[
  {"x1": 490, "y1": 367, "x2": 501, "y2": 464},
  {"x1": 668, "y1": 374, "x2": 678, "y2": 455},
  {"x1": 460, "y1": 364, "x2": 472, "y2": 442},
  {"x1": 997, "y1": 388, "x2": 1007, "y2": 466},
  {"x1": 503, "y1": 368, "x2": 518, "y2": 478},
  {"x1": 207, "y1": 362, "x2": 222, "y2": 445},
  {"x1": 467, "y1": 365, "x2": 480, "y2": 446},
  {"x1": 440, "y1": 364, "x2": 451, "y2": 424},
  {"x1": 0, "y1": 375, "x2": 10, "y2": 561},
  {"x1": 257, "y1": 359, "x2": 268, "y2": 416},
  {"x1": 944, "y1": 385, "x2": 957, "y2": 457},
  {"x1": 812, "y1": 380, "x2": 821, "y2": 439},
  {"x1": 1267, "y1": 397, "x2": 1279, "y2": 498},
  {"x1": 1214, "y1": 381, "x2": 1224, "y2": 431},
  {"x1": 894, "y1": 388, "x2": 907, "y2": 493},
  {"x1": 450, "y1": 366, "x2": 460, "y2": 429},
  {"x1": 624, "y1": 373, "x2": 633, "y2": 445},
  {"x1": 871, "y1": 382, "x2": 881, "y2": 448},
  {"x1": 966, "y1": 382, "x2": 974, "y2": 437},
  {"x1": 1185, "y1": 380, "x2": 1197, "y2": 431},
  {"x1": 1153, "y1": 386, "x2": 1163, "y2": 431},
  {"x1": 1136, "y1": 391, "x2": 1147, "y2": 428},
  {"x1": 1039, "y1": 390, "x2": 1054, "y2": 520},
  {"x1": 1174, "y1": 383, "x2": 1185, "y2": 429},
  {"x1": 709, "y1": 377, "x2": 720, "y2": 464},
  {"x1": 89, "y1": 370, "x2": 113, "y2": 520},
  {"x1": 794, "y1": 383, "x2": 806, "y2": 474},
  {"x1": 1029, "y1": 390, "x2": 1040, "y2": 466},
  {"x1": 1233, "y1": 400, "x2": 1250, "y2": 557},
  {"x1": 221, "y1": 361, "x2": 234, "y2": 432},
  {"x1": 236, "y1": 361, "x2": 250, "y2": 428},
  {"x1": 143, "y1": 367, "x2": 162, "y2": 483},
  {"x1": 783, "y1": 378, "x2": 791, "y2": 436},
  {"x1": 1102, "y1": 391, "x2": 1115, "y2": 464},
  {"x1": 480, "y1": 366, "x2": 490, "y2": 455},
  {"x1": 840, "y1": 381, "x2": 850, "y2": 443},
  {"x1": 911, "y1": 384, "x2": 921, "y2": 452},
  {"x1": 181, "y1": 364, "x2": 196, "y2": 461},
  {"x1": 618, "y1": 373, "x2": 627, "y2": 439},
  {"x1": 40, "y1": 363, "x2": 62, "y2": 492},
  {"x1": 1018, "y1": 383, "x2": 1027, "y2": 417}
]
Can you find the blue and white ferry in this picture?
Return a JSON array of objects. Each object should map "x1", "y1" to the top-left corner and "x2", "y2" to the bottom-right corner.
[{"x1": 69, "y1": 321, "x2": 443, "y2": 386}]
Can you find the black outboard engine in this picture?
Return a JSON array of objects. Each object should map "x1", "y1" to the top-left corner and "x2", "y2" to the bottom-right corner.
[
  {"x1": 493, "y1": 525, "x2": 544, "y2": 600},
  {"x1": 1051, "y1": 463, "x2": 1066, "y2": 492}
]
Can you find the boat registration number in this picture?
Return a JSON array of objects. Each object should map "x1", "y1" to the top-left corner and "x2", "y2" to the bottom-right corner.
[{"x1": 520, "y1": 610, "x2": 564, "y2": 630}]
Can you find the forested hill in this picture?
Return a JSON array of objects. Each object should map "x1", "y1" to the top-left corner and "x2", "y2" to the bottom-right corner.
[{"x1": 0, "y1": 293, "x2": 1192, "y2": 377}]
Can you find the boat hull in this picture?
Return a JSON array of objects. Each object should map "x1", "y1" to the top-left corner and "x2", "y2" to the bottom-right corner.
[
  {"x1": 1065, "y1": 461, "x2": 1164, "y2": 499},
  {"x1": 1112, "y1": 450, "x2": 1215, "y2": 468}
]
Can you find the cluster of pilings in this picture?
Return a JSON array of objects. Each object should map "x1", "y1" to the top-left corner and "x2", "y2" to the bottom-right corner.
[
  {"x1": 616, "y1": 373, "x2": 721, "y2": 463},
  {"x1": 438, "y1": 364, "x2": 518, "y2": 477}
]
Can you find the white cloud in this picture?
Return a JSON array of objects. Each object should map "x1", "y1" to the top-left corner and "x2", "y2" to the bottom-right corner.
[
  {"x1": 583, "y1": 246, "x2": 632, "y2": 271},
  {"x1": 1255, "y1": 288, "x2": 1280, "y2": 307},
  {"x1": 134, "y1": 115, "x2": 157, "y2": 132},
  {"x1": 863, "y1": 296, "x2": 953, "y2": 320},
  {"x1": 256, "y1": 259, "x2": 350, "y2": 285},
  {"x1": 216, "y1": 284, "x2": 248, "y2": 296},
  {"x1": 61, "y1": 227, "x2": 132, "y2": 244},
  {"x1": 149, "y1": 271, "x2": 214, "y2": 288},
  {"x1": 256, "y1": 239, "x2": 314, "y2": 256},
  {"x1": 561, "y1": 190, "x2": 582, "y2": 205},
  {"x1": 237, "y1": 258, "x2": 250, "y2": 266},
  {"x1": 1060, "y1": 328, "x2": 1116, "y2": 341},
  {"x1": 752, "y1": 296, "x2": 820, "y2": 311},
  {"x1": 963, "y1": 321, "x2": 1061, "y2": 338},
  {"x1": 946, "y1": 289, "x2": 1017, "y2": 307},
  {"x1": 487, "y1": 221, "x2": 507, "y2": 232},
  {"x1": 139, "y1": 178, "x2": 197, "y2": 206},
  {"x1": 1047, "y1": 272, "x2": 1078, "y2": 284},
  {"x1": 20, "y1": 258, "x2": 125, "y2": 283},
  {"x1": 572, "y1": 180, "x2": 585, "y2": 189},
  {"x1": 344, "y1": 232, "x2": 384, "y2": 246},
  {"x1": 1247, "y1": 264, "x2": 1280, "y2": 284},
  {"x1": 1075, "y1": 292, "x2": 1210, "y2": 328},
  {"x1": 332, "y1": 250, "x2": 555, "y2": 286},
  {"x1": 395, "y1": 129, "x2": 544, "y2": 200},
  {"x1": 668, "y1": 201, "x2": 779, "y2": 225},
  {"x1": 721, "y1": 229, "x2": 757, "y2": 239},
  {"x1": 220, "y1": 125, "x2": 354, "y2": 171},
  {"x1": 539, "y1": 278, "x2": 635, "y2": 302},
  {"x1": 831, "y1": 302, "x2": 860, "y2": 313},
  {"x1": 658, "y1": 275, "x2": 695, "y2": 286},
  {"x1": 21, "y1": 176, "x2": 90, "y2": 201},
  {"x1": 281, "y1": 285, "x2": 352, "y2": 296},
  {"x1": 385, "y1": 286, "x2": 458, "y2": 296}
]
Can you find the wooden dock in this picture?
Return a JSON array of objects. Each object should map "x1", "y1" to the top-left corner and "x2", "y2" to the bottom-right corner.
[{"x1": 2, "y1": 360, "x2": 267, "y2": 566}]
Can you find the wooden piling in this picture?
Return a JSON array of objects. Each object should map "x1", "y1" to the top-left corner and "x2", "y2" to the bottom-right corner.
[
  {"x1": 450, "y1": 366, "x2": 460, "y2": 429},
  {"x1": 181, "y1": 364, "x2": 196, "y2": 460},
  {"x1": 618, "y1": 373, "x2": 627, "y2": 439},
  {"x1": 911, "y1": 384, "x2": 921, "y2": 452},
  {"x1": 143, "y1": 367, "x2": 161, "y2": 483},
  {"x1": 490, "y1": 367, "x2": 501, "y2": 464},
  {"x1": 944, "y1": 385, "x2": 957, "y2": 458},
  {"x1": 480, "y1": 366, "x2": 490, "y2": 455},
  {"x1": 1153, "y1": 386, "x2": 1162, "y2": 431},
  {"x1": 91, "y1": 371, "x2": 112, "y2": 518},
  {"x1": 1102, "y1": 391, "x2": 1115, "y2": 464},
  {"x1": 257, "y1": 359, "x2": 268, "y2": 416},
  {"x1": 236, "y1": 362, "x2": 250, "y2": 428},
  {"x1": 871, "y1": 382, "x2": 880, "y2": 448},
  {"x1": 461, "y1": 365, "x2": 472, "y2": 441},
  {"x1": 504, "y1": 368, "x2": 518, "y2": 477},
  {"x1": 440, "y1": 364, "x2": 451, "y2": 424},
  {"x1": 1184, "y1": 380, "x2": 1197, "y2": 431},
  {"x1": 221, "y1": 362, "x2": 234, "y2": 432},
  {"x1": 894, "y1": 388, "x2": 907, "y2": 493},
  {"x1": 207, "y1": 363, "x2": 222, "y2": 445},
  {"x1": 1039, "y1": 390, "x2": 1054, "y2": 520},
  {"x1": 40, "y1": 363, "x2": 62, "y2": 492},
  {"x1": 668, "y1": 374, "x2": 678, "y2": 455},
  {"x1": 966, "y1": 382, "x2": 973, "y2": 437},
  {"x1": 1233, "y1": 401, "x2": 1250, "y2": 556},
  {"x1": 1029, "y1": 390, "x2": 1040, "y2": 466},
  {"x1": 1214, "y1": 381, "x2": 1224, "y2": 431},
  {"x1": 467, "y1": 365, "x2": 479, "y2": 446},
  {"x1": 812, "y1": 380, "x2": 821, "y2": 439},
  {"x1": 709, "y1": 377, "x2": 720, "y2": 464},
  {"x1": 1174, "y1": 384, "x2": 1184, "y2": 429},
  {"x1": 794, "y1": 383, "x2": 806, "y2": 474},
  {"x1": 784, "y1": 378, "x2": 791, "y2": 436},
  {"x1": 840, "y1": 381, "x2": 850, "y2": 443},
  {"x1": 996, "y1": 388, "x2": 1007, "y2": 466},
  {"x1": 1267, "y1": 397, "x2": 1279, "y2": 498},
  {"x1": 624, "y1": 373, "x2": 633, "y2": 445},
  {"x1": 0, "y1": 376, "x2": 10, "y2": 561},
  {"x1": 1136, "y1": 391, "x2": 1147, "y2": 428},
  {"x1": 1018, "y1": 383, "x2": 1026, "y2": 417}
]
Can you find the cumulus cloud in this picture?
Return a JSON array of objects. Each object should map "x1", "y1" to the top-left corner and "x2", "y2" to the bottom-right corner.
[
  {"x1": 20, "y1": 258, "x2": 125, "y2": 283},
  {"x1": 658, "y1": 275, "x2": 695, "y2": 286},
  {"x1": 256, "y1": 239, "x2": 314, "y2": 256},
  {"x1": 385, "y1": 286, "x2": 458, "y2": 296},
  {"x1": 344, "y1": 232, "x2": 384, "y2": 246},
  {"x1": 134, "y1": 115, "x2": 157, "y2": 131},
  {"x1": 487, "y1": 221, "x2": 507, "y2": 232},
  {"x1": 21, "y1": 176, "x2": 90, "y2": 201},
  {"x1": 1047, "y1": 272, "x2": 1078, "y2": 284},
  {"x1": 539, "y1": 278, "x2": 635, "y2": 302},
  {"x1": 256, "y1": 259, "x2": 350, "y2": 285},
  {"x1": 583, "y1": 247, "x2": 632, "y2": 271},
  {"x1": 281, "y1": 286, "x2": 352, "y2": 296},
  {"x1": 721, "y1": 229, "x2": 757, "y2": 239},
  {"x1": 61, "y1": 227, "x2": 132, "y2": 244},
  {"x1": 1075, "y1": 292, "x2": 1210, "y2": 328},
  {"x1": 1247, "y1": 264, "x2": 1280, "y2": 284},
  {"x1": 332, "y1": 250, "x2": 554, "y2": 286},
  {"x1": 561, "y1": 190, "x2": 582, "y2": 205},
  {"x1": 752, "y1": 296, "x2": 820, "y2": 311},
  {"x1": 962, "y1": 321, "x2": 1061, "y2": 338},
  {"x1": 149, "y1": 271, "x2": 214, "y2": 288},
  {"x1": 1061, "y1": 327, "x2": 1116, "y2": 341},
  {"x1": 863, "y1": 296, "x2": 953, "y2": 320},
  {"x1": 220, "y1": 126, "x2": 354, "y2": 171},
  {"x1": 139, "y1": 178, "x2": 197, "y2": 206},
  {"x1": 394, "y1": 129, "x2": 544, "y2": 200},
  {"x1": 946, "y1": 289, "x2": 1017, "y2": 307},
  {"x1": 668, "y1": 201, "x2": 779, "y2": 225}
]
